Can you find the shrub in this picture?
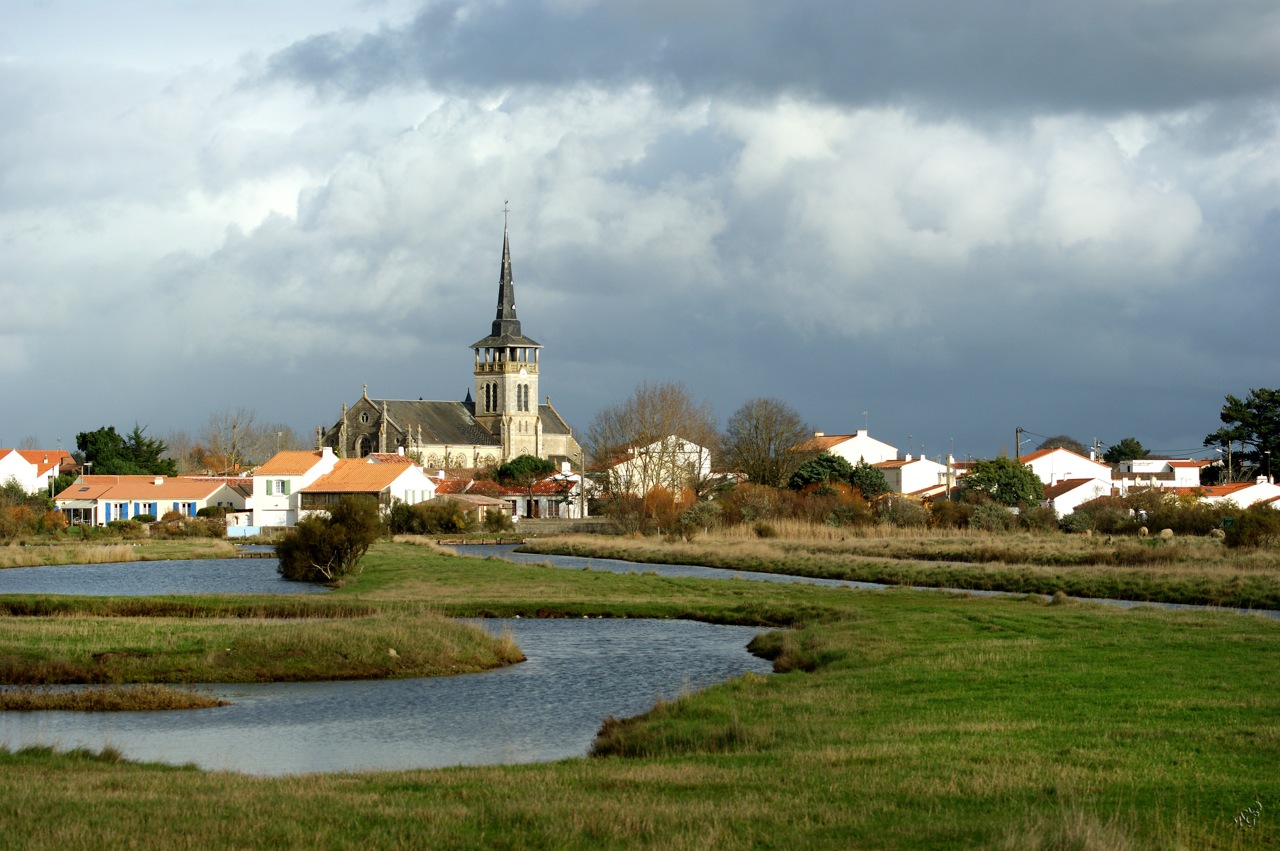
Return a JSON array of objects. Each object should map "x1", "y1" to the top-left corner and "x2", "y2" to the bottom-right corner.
[
  {"x1": 398, "y1": 499, "x2": 477, "y2": 535},
  {"x1": 106, "y1": 519, "x2": 147, "y2": 539},
  {"x1": 196, "y1": 506, "x2": 227, "y2": 519},
  {"x1": 132, "y1": 514, "x2": 157, "y2": 524},
  {"x1": 876, "y1": 498, "x2": 931, "y2": 528},
  {"x1": 1019, "y1": 504, "x2": 1061, "y2": 533},
  {"x1": 1061, "y1": 510, "x2": 1095, "y2": 534},
  {"x1": 678, "y1": 501, "x2": 722, "y2": 538},
  {"x1": 1224, "y1": 506, "x2": 1280, "y2": 549},
  {"x1": 929, "y1": 499, "x2": 973, "y2": 529},
  {"x1": 277, "y1": 497, "x2": 384, "y2": 582},
  {"x1": 969, "y1": 501, "x2": 1015, "y2": 533},
  {"x1": 719, "y1": 483, "x2": 783, "y2": 524},
  {"x1": 753, "y1": 521, "x2": 778, "y2": 539},
  {"x1": 482, "y1": 509, "x2": 515, "y2": 533}
]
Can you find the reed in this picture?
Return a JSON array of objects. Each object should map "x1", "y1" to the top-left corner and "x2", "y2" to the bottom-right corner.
[
  {"x1": 0, "y1": 544, "x2": 138, "y2": 569},
  {"x1": 0, "y1": 684, "x2": 227, "y2": 711}
]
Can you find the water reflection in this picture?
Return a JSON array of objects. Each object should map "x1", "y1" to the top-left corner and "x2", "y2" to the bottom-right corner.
[{"x1": 0, "y1": 618, "x2": 770, "y2": 775}]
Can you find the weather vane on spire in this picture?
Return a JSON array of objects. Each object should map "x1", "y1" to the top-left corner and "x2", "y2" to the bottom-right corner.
[{"x1": 503, "y1": 199, "x2": 510, "y2": 231}]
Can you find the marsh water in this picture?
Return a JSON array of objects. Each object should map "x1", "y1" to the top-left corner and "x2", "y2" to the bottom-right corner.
[
  {"x1": 3, "y1": 542, "x2": 1274, "y2": 775},
  {"x1": 0, "y1": 556, "x2": 769, "y2": 775}
]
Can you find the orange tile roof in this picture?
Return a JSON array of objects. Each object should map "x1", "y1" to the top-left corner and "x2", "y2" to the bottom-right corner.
[
  {"x1": 791, "y1": 434, "x2": 856, "y2": 452},
  {"x1": 255, "y1": 450, "x2": 328, "y2": 476},
  {"x1": 56, "y1": 475, "x2": 230, "y2": 500},
  {"x1": 9, "y1": 449, "x2": 74, "y2": 475},
  {"x1": 368, "y1": 453, "x2": 414, "y2": 464},
  {"x1": 1043, "y1": 478, "x2": 1100, "y2": 500},
  {"x1": 302, "y1": 459, "x2": 411, "y2": 493}
]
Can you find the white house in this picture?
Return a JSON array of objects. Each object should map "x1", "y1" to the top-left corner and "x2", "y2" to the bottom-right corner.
[
  {"x1": 793, "y1": 430, "x2": 898, "y2": 466},
  {"x1": 1043, "y1": 478, "x2": 1114, "y2": 517},
  {"x1": 0, "y1": 448, "x2": 74, "y2": 495},
  {"x1": 297, "y1": 456, "x2": 438, "y2": 519},
  {"x1": 874, "y1": 454, "x2": 949, "y2": 496},
  {"x1": 594, "y1": 436, "x2": 713, "y2": 497},
  {"x1": 1189, "y1": 479, "x2": 1280, "y2": 509},
  {"x1": 252, "y1": 448, "x2": 339, "y2": 527},
  {"x1": 55, "y1": 475, "x2": 246, "y2": 526},
  {"x1": 1021, "y1": 448, "x2": 1113, "y2": 488},
  {"x1": 1115, "y1": 458, "x2": 1212, "y2": 493}
]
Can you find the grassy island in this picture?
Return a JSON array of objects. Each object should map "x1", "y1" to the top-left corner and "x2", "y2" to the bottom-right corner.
[
  {"x1": 0, "y1": 539, "x2": 1278, "y2": 848},
  {"x1": 520, "y1": 527, "x2": 1280, "y2": 610}
]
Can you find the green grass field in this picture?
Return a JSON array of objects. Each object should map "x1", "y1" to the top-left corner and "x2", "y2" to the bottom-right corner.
[{"x1": 1, "y1": 541, "x2": 1277, "y2": 848}]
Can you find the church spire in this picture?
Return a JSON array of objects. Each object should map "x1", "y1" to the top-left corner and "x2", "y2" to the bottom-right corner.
[
  {"x1": 472, "y1": 213, "x2": 539, "y2": 349},
  {"x1": 491, "y1": 223, "x2": 522, "y2": 339}
]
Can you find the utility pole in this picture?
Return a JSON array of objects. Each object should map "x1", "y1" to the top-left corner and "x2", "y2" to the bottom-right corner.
[{"x1": 1015, "y1": 426, "x2": 1023, "y2": 462}]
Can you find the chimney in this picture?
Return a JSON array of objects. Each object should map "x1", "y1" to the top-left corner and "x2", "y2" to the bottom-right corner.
[
  {"x1": 814, "y1": 431, "x2": 824, "y2": 438},
  {"x1": 153, "y1": 476, "x2": 164, "y2": 486},
  {"x1": 321, "y1": 446, "x2": 335, "y2": 460}
]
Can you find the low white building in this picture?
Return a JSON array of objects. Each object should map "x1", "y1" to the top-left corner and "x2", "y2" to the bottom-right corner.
[
  {"x1": 0, "y1": 448, "x2": 74, "y2": 495},
  {"x1": 874, "y1": 454, "x2": 949, "y2": 496},
  {"x1": 1190, "y1": 479, "x2": 1280, "y2": 509},
  {"x1": 594, "y1": 436, "x2": 713, "y2": 497},
  {"x1": 793, "y1": 430, "x2": 898, "y2": 466},
  {"x1": 1021, "y1": 448, "x2": 1113, "y2": 488},
  {"x1": 55, "y1": 475, "x2": 245, "y2": 526},
  {"x1": 1115, "y1": 458, "x2": 1212, "y2": 493},
  {"x1": 252, "y1": 448, "x2": 339, "y2": 527},
  {"x1": 1044, "y1": 477, "x2": 1114, "y2": 517},
  {"x1": 298, "y1": 456, "x2": 439, "y2": 519}
]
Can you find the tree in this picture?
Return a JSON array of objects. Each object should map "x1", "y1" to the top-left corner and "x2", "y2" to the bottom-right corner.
[
  {"x1": 494, "y1": 454, "x2": 558, "y2": 516},
  {"x1": 722, "y1": 398, "x2": 812, "y2": 488},
  {"x1": 76, "y1": 424, "x2": 177, "y2": 476},
  {"x1": 1103, "y1": 436, "x2": 1148, "y2": 465},
  {"x1": 788, "y1": 453, "x2": 854, "y2": 490},
  {"x1": 277, "y1": 496, "x2": 383, "y2": 582},
  {"x1": 958, "y1": 457, "x2": 1045, "y2": 506},
  {"x1": 584, "y1": 381, "x2": 719, "y2": 503},
  {"x1": 1205, "y1": 388, "x2": 1280, "y2": 481},
  {"x1": 193, "y1": 409, "x2": 306, "y2": 473},
  {"x1": 1037, "y1": 435, "x2": 1088, "y2": 456},
  {"x1": 849, "y1": 459, "x2": 890, "y2": 501}
]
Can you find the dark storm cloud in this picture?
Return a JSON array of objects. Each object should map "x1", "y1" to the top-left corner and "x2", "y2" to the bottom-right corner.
[{"x1": 264, "y1": 0, "x2": 1280, "y2": 113}]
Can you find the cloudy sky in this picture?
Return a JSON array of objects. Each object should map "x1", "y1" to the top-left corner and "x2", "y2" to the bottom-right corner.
[{"x1": 3, "y1": 0, "x2": 1278, "y2": 461}]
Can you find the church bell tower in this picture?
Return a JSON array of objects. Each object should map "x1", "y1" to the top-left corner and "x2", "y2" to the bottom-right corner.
[{"x1": 471, "y1": 222, "x2": 542, "y2": 460}]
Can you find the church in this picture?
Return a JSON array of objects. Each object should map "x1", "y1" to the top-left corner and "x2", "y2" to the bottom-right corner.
[{"x1": 317, "y1": 225, "x2": 583, "y2": 469}]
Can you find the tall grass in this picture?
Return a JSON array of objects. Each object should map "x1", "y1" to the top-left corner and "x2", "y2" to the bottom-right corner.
[
  {"x1": 0, "y1": 684, "x2": 227, "y2": 711},
  {"x1": 0, "y1": 544, "x2": 137, "y2": 569}
]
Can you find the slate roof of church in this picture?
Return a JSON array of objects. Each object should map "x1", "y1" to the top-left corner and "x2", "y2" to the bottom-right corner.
[{"x1": 373, "y1": 399, "x2": 500, "y2": 446}]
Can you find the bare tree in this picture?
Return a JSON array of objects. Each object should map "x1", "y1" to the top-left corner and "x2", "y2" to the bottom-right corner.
[
  {"x1": 585, "y1": 381, "x2": 719, "y2": 504},
  {"x1": 722, "y1": 398, "x2": 812, "y2": 488},
  {"x1": 17, "y1": 435, "x2": 40, "y2": 450},
  {"x1": 197, "y1": 410, "x2": 309, "y2": 473},
  {"x1": 198, "y1": 408, "x2": 261, "y2": 474},
  {"x1": 162, "y1": 429, "x2": 200, "y2": 475}
]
